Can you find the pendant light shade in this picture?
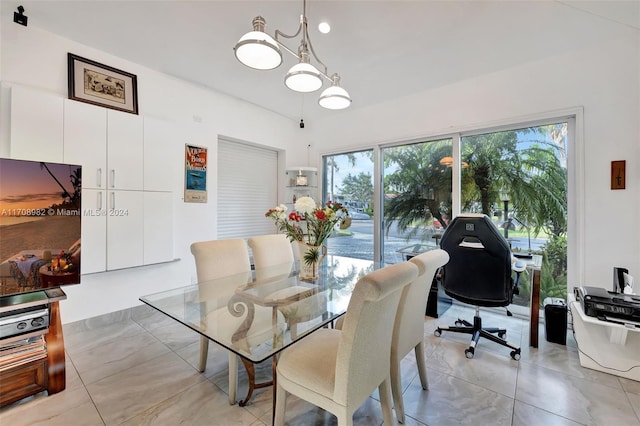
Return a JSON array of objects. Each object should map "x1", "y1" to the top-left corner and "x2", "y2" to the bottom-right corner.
[
  {"x1": 285, "y1": 61, "x2": 323, "y2": 92},
  {"x1": 234, "y1": 1, "x2": 351, "y2": 109},
  {"x1": 319, "y1": 73, "x2": 351, "y2": 109},
  {"x1": 233, "y1": 16, "x2": 282, "y2": 70}
]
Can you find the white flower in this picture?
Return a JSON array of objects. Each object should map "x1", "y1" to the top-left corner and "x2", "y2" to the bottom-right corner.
[{"x1": 295, "y1": 196, "x2": 317, "y2": 215}]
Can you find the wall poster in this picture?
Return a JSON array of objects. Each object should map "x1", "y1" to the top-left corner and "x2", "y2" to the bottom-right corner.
[{"x1": 184, "y1": 144, "x2": 208, "y2": 203}]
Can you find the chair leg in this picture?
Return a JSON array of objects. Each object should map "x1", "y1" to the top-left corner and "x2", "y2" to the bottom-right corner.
[
  {"x1": 274, "y1": 381, "x2": 287, "y2": 426},
  {"x1": 336, "y1": 407, "x2": 354, "y2": 426},
  {"x1": 198, "y1": 336, "x2": 209, "y2": 372},
  {"x1": 379, "y1": 377, "x2": 396, "y2": 426},
  {"x1": 414, "y1": 343, "x2": 429, "y2": 390},
  {"x1": 228, "y1": 352, "x2": 238, "y2": 405},
  {"x1": 390, "y1": 356, "x2": 405, "y2": 423}
]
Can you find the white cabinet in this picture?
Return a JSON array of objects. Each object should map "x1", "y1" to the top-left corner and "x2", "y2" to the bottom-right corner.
[
  {"x1": 285, "y1": 167, "x2": 318, "y2": 205},
  {"x1": 63, "y1": 100, "x2": 107, "y2": 188},
  {"x1": 81, "y1": 189, "x2": 107, "y2": 274},
  {"x1": 143, "y1": 191, "x2": 174, "y2": 264},
  {"x1": 107, "y1": 110, "x2": 143, "y2": 190},
  {"x1": 64, "y1": 102, "x2": 143, "y2": 190},
  {"x1": 10, "y1": 87, "x2": 173, "y2": 273},
  {"x1": 10, "y1": 85, "x2": 64, "y2": 162},
  {"x1": 106, "y1": 191, "x2": 144, "y2": 270}
]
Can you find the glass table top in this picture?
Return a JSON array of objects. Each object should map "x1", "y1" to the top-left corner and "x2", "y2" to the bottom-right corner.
[{"x1": 140, "y1": 255, "x2": 377, "y2": 363}]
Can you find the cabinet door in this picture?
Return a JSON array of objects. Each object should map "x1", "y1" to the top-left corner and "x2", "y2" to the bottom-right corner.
[
  {"x1": 106, "y1": 191, "x2": 143, "y2": 270},
  {"x1": 143, "y1": 117, "x2": 181, "y2": 192},
  {"x1": 107, "y1": 110, "x2": 143, "y2": 190},
  {"x1": 143, "y1": 191, "x2": 173, "y2": 265},
  {"x1": 10, "y1": 85, "x2": 63, "y2": 162},
  {"x1": 81, "y1": 189, "x2": 107, "y2": 274},
  {"x1": 63, "y1": 100, "x2": 107, "y2": 189}
]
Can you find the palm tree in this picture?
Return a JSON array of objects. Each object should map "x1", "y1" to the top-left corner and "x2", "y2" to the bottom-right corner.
[
  {"x1": 383, "y1": 140, "x2": 452, "y2": 238},
  {"x1": 382, "y1": 127, "x2": 567, "y2": 241}
]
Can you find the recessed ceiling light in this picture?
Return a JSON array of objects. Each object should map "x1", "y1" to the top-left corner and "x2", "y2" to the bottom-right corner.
[{"x1": 318, "y1": 22, "x2": 331, "y2": 34}]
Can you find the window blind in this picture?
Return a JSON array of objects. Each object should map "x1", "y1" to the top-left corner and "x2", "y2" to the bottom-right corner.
[{"x1": 217, "y1": 139, "x2": 278, "y2": 239}]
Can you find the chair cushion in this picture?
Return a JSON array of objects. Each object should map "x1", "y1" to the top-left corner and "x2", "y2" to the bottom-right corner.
[{"x1": 277, "y1": 328, "x2": 340, "y2": 399}]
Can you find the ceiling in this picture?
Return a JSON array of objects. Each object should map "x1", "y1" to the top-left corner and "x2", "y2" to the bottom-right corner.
[{"x1": 2, "y1": 1, "x2": 639, "y2": 123}]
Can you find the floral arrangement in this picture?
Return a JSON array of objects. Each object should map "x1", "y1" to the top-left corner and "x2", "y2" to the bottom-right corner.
[{"x1": 265, "y1": 197, "x2": 351, "y2": 247}]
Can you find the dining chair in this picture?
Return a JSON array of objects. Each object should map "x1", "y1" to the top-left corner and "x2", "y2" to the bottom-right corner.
[
  {"x1": 190, "y1": 239, "x2": 255, "y2": 405},
  {"x1": 392, "y1": 249, "x2": 450, "y2": 423},
  {"x1": 247, "y1": 234, "x2": 295, "y2": 281},
  {"x1": 274, "y1": 261, "x2": 419, "y2": 426},
  {"x1": 248, "y1": 234, "x2": 317, "y2": 339}
]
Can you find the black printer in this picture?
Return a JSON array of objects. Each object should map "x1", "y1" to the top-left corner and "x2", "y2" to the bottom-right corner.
[{"x1": 576, "y1": 286, "x2": 640, "y2": 326}]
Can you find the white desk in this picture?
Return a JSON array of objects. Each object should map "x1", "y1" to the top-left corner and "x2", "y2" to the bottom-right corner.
[{"x1": 569, "y1": 296, "x2": 640, "y2": 381}]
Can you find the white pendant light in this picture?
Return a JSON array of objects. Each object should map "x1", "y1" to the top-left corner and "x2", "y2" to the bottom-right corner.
[
  {"x1": 285, "y1": 52, "x2": 322, "y2": 92},
  {"x1": 234, "y1": 1, "x2": 351, "y2": 108},
  {"x1": 233, "y1": 16, "x2": 282, "y2": 70},
  {"x1": 319, "y1": 73, "x2": 351, "y2": 109}
]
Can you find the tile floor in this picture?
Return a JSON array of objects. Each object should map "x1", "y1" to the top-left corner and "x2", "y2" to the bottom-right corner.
[{"x1": 1, "y1": 302, "x2": 639, "y2": 426}]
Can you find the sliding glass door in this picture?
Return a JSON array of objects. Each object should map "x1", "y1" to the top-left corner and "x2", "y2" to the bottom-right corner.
[
  {"x1": 320, "y1": 119, "x2": 569, "y2": 315},
  {"x1": 380, "y1": 139, "x2": 453, "y2": 264},
  {"x1": 322, "y1": 150, "x2": 374, "y2": 260},
  {"x1": 460, "y1": 123, "x2": 568, "y2": 312}
]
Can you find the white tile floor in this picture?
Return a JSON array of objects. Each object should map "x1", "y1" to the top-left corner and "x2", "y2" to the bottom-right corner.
[{"x1": 1, "y1": 303, "x2": 639, "y2": 425}]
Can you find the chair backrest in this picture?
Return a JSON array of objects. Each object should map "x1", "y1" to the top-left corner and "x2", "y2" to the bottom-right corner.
[
  {"x1": 248, "y1": 234, "x2": 295, "y2": 280},
  {"x1": 190, "y1": 239, "x2": 252, "y2": 298},
  {"x1": 334, "y1": 261, "x2": 419, "y2": 406},
  {"x1": 439, "y1": 214, "x2": 513, "y2": 307},
  {"x1": 393, "y1": 249, "x2": 450, "y2": 356}
]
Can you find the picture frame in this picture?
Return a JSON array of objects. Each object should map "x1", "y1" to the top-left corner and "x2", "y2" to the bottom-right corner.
[
  {"x1": 67, "y1": 53, "x2": 139, "y2": 115},
  {"x1": 184, "y1": 144, "x2": 208, "y2": 203},
  {"x1": 611, "y1": 160, "x2": 626, "y2": 190}
]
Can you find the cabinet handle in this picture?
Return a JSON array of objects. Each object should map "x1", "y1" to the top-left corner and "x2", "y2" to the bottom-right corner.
[
  {"x1": 111, "y1": 192, "x2": 115, "y2": 209},
  {"x1": 110, "y1": 170, "x2": 116, "y2": 188},
  {"x1": 97, "y1": 192, "x2": 102, "y2": 210},
  {"x1": 97, "y1": 168, "x2": 102, "y2": 188}
]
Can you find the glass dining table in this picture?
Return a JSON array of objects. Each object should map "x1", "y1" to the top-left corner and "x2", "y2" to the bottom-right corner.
[{"x1": 140, "y1": 254, "x2": 378, "y2": 407}]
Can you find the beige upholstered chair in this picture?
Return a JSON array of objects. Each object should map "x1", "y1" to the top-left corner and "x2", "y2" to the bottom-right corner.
[
  {"x1": 249, "y1": 233, "x2": 327, "y2": 339},
  {"x1": 274, "y1": 261, "x2": 419, "y2": 426},
  {"x1": 392, "y1": 249, "x2": 450, "y2": 423},
  {"x1": 247, "y1": 234, "x2": 295, "y2": 281},
  {"x1": 190, "y1": 239, "x2": 253, "y2": 405}
]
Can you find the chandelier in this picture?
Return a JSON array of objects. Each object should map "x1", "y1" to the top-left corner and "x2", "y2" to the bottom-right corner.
[{"x1": 233, "y1": 0, "x2": 352, "y2": 110}]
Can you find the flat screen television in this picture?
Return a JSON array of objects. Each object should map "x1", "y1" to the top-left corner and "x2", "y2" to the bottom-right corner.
[{"x1": 0, "y1": 158, "x2": 81, "y2": 297}]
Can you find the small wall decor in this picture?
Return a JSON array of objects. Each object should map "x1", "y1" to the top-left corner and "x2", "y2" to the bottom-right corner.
[
  {"x1": 185, "y1": 144, "x2": 208, "y2": 203},
  {"x1": 611, "y1": 160, "x2": 626, "y2": 190},
  {"x1": 67, "y1": 53, "x2": 139, "y2": 115}
]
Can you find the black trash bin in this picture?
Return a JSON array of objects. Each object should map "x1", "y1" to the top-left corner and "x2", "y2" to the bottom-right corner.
[{"x1": 543, "y1": 297, "x2": 567, "y2": 345}]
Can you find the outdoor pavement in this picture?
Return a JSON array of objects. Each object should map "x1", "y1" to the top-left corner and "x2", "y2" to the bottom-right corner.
[{"x1": 325, "y1": 219, "x2": 544, "y2": 263}]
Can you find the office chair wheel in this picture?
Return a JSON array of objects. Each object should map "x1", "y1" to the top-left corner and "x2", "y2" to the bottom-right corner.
[
  {"x1": 464, "y1": 348, "x2": 474, "y2": 359},
  {"x1": 510, "y1": 350, "x2": 521, "y2": 361},
  {"x1": 434, "y1": 329, "x2": 442, "y2": 337}
]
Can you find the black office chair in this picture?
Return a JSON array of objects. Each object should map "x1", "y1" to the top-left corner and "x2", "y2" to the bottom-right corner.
[{"x1": 434, "y1": 214, "x2": 521, "y2": 360}]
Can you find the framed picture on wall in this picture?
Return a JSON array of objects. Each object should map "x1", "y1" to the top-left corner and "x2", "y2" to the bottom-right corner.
[
  {"x1": 67, "y1": 53, "x2": 139, "y2": 115},
  {"x1": 185, "y1": 144, "x2": 208, "y2": 203}
]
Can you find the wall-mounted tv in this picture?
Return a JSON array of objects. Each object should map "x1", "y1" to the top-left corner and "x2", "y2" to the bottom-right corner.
[{"x1": 0, "y1": 158, "x2": 82, "y2": 297}]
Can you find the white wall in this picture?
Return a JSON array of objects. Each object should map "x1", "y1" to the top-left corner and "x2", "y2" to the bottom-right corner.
[
  {"x1": 0, "y1": 21, "x2": 304, "y2": 323},
  {"x1": 310, "y1": 30, "x2": 640, "y2": 289}
]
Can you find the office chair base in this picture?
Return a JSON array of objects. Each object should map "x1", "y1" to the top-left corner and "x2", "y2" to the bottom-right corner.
[{"x1": 434, "y1": 315, "x2": 521, "y2": 361}]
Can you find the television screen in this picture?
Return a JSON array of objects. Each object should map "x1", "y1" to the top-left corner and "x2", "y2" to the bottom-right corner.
[{"x1": 0, "y1": 158, "x2": 81, "y2": 297}]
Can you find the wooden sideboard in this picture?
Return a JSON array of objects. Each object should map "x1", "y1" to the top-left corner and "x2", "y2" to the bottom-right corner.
[{"x1": 0, "y1": 288, "x2": 67, "y2": 407}]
